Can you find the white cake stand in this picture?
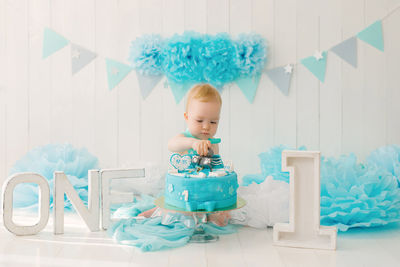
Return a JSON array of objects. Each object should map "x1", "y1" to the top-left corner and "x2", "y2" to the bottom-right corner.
[{"x1": 154, "y1": 196, "x2": 246, "y2": 243}]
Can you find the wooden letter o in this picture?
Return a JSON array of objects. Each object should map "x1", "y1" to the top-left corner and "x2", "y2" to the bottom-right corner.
[{"x1": 2, "y1": 173, "x2": 50, "y2": 235}]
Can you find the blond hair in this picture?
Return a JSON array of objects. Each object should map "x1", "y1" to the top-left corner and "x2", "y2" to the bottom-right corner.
[{"x1": 186, "y1": 84, "x2": 222, "y2": 112}]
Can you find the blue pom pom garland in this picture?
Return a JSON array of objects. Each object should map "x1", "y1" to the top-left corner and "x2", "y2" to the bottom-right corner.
[{"x1": 129, "y1": 31, "x2": 268, "y2": 87}]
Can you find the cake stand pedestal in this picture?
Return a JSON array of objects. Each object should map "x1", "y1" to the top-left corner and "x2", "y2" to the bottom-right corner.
[{"x1": 154, "y1": 196, "x2": 246, "y2": 243}]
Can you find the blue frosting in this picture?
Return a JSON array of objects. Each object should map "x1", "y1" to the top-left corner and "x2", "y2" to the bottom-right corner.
[{"x1": 165, "y1": 172, "x2": 238, "y2": 212}]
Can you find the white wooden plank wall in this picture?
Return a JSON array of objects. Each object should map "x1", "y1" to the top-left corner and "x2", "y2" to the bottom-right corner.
[{"x1": 1, "y1": 0, "x2": 400, "y2": 185}]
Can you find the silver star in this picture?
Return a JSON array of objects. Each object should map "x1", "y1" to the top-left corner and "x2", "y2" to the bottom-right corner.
[
  {"x1": 314, "y1": 50, "x2": 324, "y2": 61},
  {"x1": 284, "y1": 64, "x2": 293, "y2": 74}
]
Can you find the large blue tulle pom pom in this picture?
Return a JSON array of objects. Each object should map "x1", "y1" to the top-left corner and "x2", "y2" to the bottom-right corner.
[
  {"x1": 162, "y1": 31, "x2": 204, "y2": 84},
  {"x1": 320, "y1": 153, "x2": 400, "y2": 231},
  {"x1": 243, "y1": 145, "x2": 400, "y2": 231},
  {"x1": 129, "y1": 34, "x2": 164, "y2": 76},
  {"x1": 366, "y1": 145, "x2": 400, "y2": 185},
  {"x1": 242, "y1": 145, "x2": 306, "y2": 185},
  {"x1": 201, "y1": 33, "x2": 238, "y2": 88},
  {"x1": 234, "y1": 33, "x2": 268, "y2": 77},
  {"x1": 10, "y1": 144, "x2": 98, "y2": 211}
]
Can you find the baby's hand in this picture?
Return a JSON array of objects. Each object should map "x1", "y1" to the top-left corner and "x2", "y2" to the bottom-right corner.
[{"x1": 192, "y1": 140, "x2": 211, "y2": 156}]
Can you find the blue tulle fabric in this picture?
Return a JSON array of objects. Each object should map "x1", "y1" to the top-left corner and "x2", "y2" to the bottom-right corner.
[
  {"x1": 109, "y1": 195, "x2": 237, "y2": 252},
  {"x1": 366, "y1": 145, "x2": 400, "y2": 185},
  {"x1": 243, "y1": 145, "x2": 400, "y2": 231},
  {"x1": 128, "y1": 34, "x2": 164, "y2": 76},
  {"x1": 129, "y1": 32, "x2": 268, "y2": 87},
  {"x1": 162, "y1": 32, "x2": 204, "y2": 84},
  {"x1": 10, "y1": 143, "x2": 98, "y2": 211},
  {"x1": 201, "y1": 33, "x2": 239, "y2": 88},
  {"x1": 242, "y1": 145, "x2": 306, "y2": 185},
  {"x1": 234, "y1": 33, "x2": 268, "y2": 77}
]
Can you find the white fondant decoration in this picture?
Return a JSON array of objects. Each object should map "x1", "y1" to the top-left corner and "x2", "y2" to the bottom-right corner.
[
  {"x1": 168, "y1": 184, "x2": 174, "y2": 192},
  {"x1": 2, "y1": 173, "x2": 50, "y2": 236},
  {"x1": 209, "y1": 170, "x2": 227, "y2": 177},
  {"x1": 224, "y1": 160, "x2": 234, "y2": 172},
  {"x1": 273, "y1": 151, "x2": 337, "y2": 250},
  {"x1": 54, "y1": 170, "x2": 100, "y2": 234},
  {"x1": 182, "y1": 190, "x2": 189, "y2": 201},
  {"x1": 101, "y1": 168, "x2": 145, "y2": 230},
  {"x1": 170, "y1": 154, "x2": 192, "y2": 171}
]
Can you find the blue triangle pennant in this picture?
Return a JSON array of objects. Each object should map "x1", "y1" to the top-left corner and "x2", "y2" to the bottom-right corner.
[
  {"x1": 330, "y1": 36, "x2": 358, "y2": 68},
  {"x1": 357, "y1": 20, "x2": 384, "y2": 52},
  {"x1": 235, "y1": 74, "x2": 261, "y2": 103},
  {"x1": 167, "y1": 80, "x2": 193, "y2": 104},
  {"x1": 42, "y1": 28, "x2": 69, "y2": 59},
  {"x1": 136, "y1": 71, "x2": 163, "y2": 99},
  {"x1": 300, "y1": 51, "x2": 327, "y2": 82},
  {"x1": 105, "y1": 58, "x2": 133, "y2": 90},
  {"x1": 71, "y1": 43, "x2": 97, "y2": 75},
  {"x1": 266, "y1": 66, "x2": 293, "y2": 96}
]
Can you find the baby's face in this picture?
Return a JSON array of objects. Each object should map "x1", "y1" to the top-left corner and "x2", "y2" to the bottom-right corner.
[{"x1": 184, "y1": 99, "x2": 221, "y2": 140}]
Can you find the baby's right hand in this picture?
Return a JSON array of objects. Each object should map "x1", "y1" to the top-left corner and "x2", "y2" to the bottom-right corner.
[{"x1": 192, "y1": 140, "x2": 211, "y2": 156}]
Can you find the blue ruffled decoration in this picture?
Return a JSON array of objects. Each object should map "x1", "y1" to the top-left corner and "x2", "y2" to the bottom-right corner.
[
  {"x1": 243, "y1": 144, "x2": 400, "y2": 231},
  {"x1": 366, "y1": 145, "x2": 400, "y2": 185},
  {"x1": 10, "y1": 144, "x2": 98, "y2": 211},
  {"x1": 128, "y1": 34, "x2": 164, "y2": 76},
  {"x1": 201, "y1": 33, "x2": 238, "y2": 88},
  {"x1": 162, "y1": 31, "x2": 204, "y2": 84},
  {"x1": 109, "y1": 195, "x2": 237, "y2": 252},
  {"x1": 129, "y1": 31, "x2": 268, "y2": 87},
  {"x1": 242, "y1": 145, "x2": 306, "y2": 185},
  {"x1": 320, "y1": 153, "x2": 400, "y2": 231},
  {"x1": 234, "y1": 33, "x2": 268, "y2": 77}
]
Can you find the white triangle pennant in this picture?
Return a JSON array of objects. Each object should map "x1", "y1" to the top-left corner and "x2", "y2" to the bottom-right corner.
[
  {"x1": 70, "y1": 43, "x2": 97, "y2": 75},
  {"x1": 136, "y1": 71, "x2": 163, "y2": 99}
]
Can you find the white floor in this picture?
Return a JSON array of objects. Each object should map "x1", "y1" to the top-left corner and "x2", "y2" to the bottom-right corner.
[{"x1": 0, "y1": 214, "x2": 399, "y2": 267}]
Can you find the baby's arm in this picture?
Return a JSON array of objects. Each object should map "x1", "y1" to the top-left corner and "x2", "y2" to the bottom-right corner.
[{"x1": 168, "y1": 134, "x2": 211, "y2": 156}]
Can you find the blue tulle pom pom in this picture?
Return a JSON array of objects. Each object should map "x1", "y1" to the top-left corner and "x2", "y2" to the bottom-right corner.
[
  {"x1": 162, "y1": 31, "x2": 204, "y2": 84},
  {"x1": 242, "y1": 145, "x2": 306, "y2": 185},
  {"x1": 244, "y1": 145, "x2": 400, "y2": 231},
  {"x1": 201, "y1": 33, "x2": 238, "y2": 88},
  {"x1": 10, "y1": 144, "x2": 99, "y2": 211},
  {"x1": 320, "y1": 153, "x2": 400, "y2": 231},
  {"x1": 366, "y1": 145, "x2": 400, "y2": 185},
  {"x1": 234, "y1": 33, "x2": 268, "y2": 77},
  {"x1": 129, "y1": 34, "x2": 165, "y2": 76}
]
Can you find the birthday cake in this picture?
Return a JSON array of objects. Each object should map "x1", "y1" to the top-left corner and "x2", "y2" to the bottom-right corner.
[{"x1": 165, "y1": 148, "x2": 238, "y2": 212}]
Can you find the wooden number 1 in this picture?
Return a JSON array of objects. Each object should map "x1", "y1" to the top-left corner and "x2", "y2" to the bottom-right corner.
[{"x1": 273, "y1": 150, "x2": 337, "y2": 250}]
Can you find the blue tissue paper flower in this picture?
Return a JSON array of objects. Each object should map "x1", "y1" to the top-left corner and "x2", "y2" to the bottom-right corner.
[
  {"x1": 234, "y1": 33, "x2": 268, "y2": 77},
  {"x1": 10, "y1": 144, "x2": 99, "y2": 211},
  {"x1": 201, "y1": 33, "x2": 238, "y2": 88},
  {"x1": 320, "y1": 154, "x2": 400, "y2": 231},
  {"x1": 129, "y1": 34, "x2": 165, "y2": 76},
  {"x1": 243, "y1": 145, "x2": 400, "y2": 231},
  {"x1": 366, "y1": 145, "x2": 400, "y2": 185},
  {"x1": 242, "y1": 145, "x2": 306, "y2": 185},
  {"x1": 162, "y1": 31, "x2": 204, "y2": 84}
]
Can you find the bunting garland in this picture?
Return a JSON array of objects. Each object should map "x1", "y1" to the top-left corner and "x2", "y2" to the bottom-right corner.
[{"x1": 42, "y1": 4, "x2": 397, "y2": 103}]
